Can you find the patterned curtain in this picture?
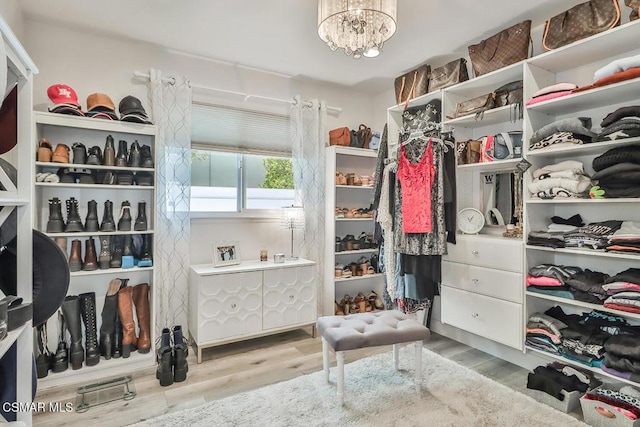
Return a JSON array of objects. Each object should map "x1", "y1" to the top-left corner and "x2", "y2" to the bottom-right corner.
[
  {"x1": 148, "y1": 69, "x2": 192, "y2": 335},
  {"x1": 291, "y1": 97, "x2": 327, "y2": 314}
]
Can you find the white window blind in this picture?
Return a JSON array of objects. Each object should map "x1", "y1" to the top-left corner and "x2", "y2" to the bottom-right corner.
[{"x1": 191, "y1": 103, "x2": 291, "y2": 154}]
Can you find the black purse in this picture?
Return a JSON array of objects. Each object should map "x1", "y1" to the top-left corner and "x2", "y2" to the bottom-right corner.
[{"x1": 350, "y1": 129, "x2": 363, "y2": 148}]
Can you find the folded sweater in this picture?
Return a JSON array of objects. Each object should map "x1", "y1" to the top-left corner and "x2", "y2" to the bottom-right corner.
[
  {"x1": 530, "y1": 118, "x2": 596, "y2": 144},
  {"x1": 532, "y1": 160, "x2": 584, "y2": 179},
  {"x1": 602, "y1": 105, "x2": 640, "y2": 127},
  {"x1": 595, "y1": 54, "x2": 640, "y2": 81}
]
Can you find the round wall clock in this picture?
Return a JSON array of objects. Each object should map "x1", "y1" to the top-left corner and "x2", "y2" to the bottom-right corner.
[{"x1": 457, "y1": 208, "x2": 485, "y2": 234}]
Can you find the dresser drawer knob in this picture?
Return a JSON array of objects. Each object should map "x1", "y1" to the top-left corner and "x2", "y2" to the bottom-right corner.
[
  {"x1": 471, "y1": 313, "x2": 479, "y2": 318},
  {"x1": 471, "y1": 250, "x2": 479, "y2": 255},
  {"x1": 289, "y1": 295, "x2": 294, "y2": 300},
  {"x1": 471, "y1": 278, "x2": 479, "y2": 283},
  {"x1": 231, "y1": 303, "x2": 237, "y2": 309}
]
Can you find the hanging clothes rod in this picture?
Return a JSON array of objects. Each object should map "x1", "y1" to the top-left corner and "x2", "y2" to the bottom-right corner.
[{"x1": 133, "y1": 71, "x2": 342, "y2": 113}]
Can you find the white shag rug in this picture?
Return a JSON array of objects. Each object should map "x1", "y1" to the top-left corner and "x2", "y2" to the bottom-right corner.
[{"x1": 132, "y1": 347, "x2": 587, "y2": 427}]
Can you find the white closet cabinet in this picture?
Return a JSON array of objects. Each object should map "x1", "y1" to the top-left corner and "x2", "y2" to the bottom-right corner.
[{"x1": 189, "y1": 259, "x2": 316, "y2": 363}]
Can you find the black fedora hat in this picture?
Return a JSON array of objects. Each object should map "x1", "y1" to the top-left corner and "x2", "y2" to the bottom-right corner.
[{"x1": 0, "y1": 158, "x2": 69, "y2": 327}]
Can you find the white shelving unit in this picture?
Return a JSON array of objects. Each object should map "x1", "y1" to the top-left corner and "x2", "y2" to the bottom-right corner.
[
  {"x1": 323, "y1": 145, "x2": 383, "y2": 316},
  {"x1": 0, "y1": 15, "x2": 37, "y2": 425},
  {"x1": 33, "y1": 112, "x2": 158, "y2": 389}
]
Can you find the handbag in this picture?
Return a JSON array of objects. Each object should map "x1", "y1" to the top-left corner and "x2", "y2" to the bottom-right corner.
[
  {"x1": 394, "y1": 64, "x2": 430, "y2": 109},
  {"x1": 350, "y1": 129, "x2": 361, "y2": 148},
  {"x1": 467, "y1": 140, "x2": 482, "y2": 164},
  {"x1": 449, "y1": 93, "x2": 496, "y2": 119},
  {"x1": 542, "y1": 0, "x2": 620, "y2": 51},
  {"x1": 428, "y1": 58, "x2": 469, "y2": 92},
  {"x1": 468, "y1": 20, "x2": 531, "y2": 77},
  {"x1": 354, "y1": 124, "x2": 372, "y2": 149},
  {"x1": 627, "y1": 0, "x2": 640, "y2": 21},
  {"x1": 480, "y1": 135, "x2": 495, "y2": 163},
  {"x1": 493, "y1": 131, "x2": 523, "y2": 160},
  {"x1": 329, "y1": 127, "x2": 351, "y2": 146},
  {"x1": 494, "y1": 80, "x2": 523, "y2": 122}
]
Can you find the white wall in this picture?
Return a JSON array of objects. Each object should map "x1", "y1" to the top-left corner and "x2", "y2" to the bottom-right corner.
[
  {"x1": 22, "y1": 17, "x2": 376, "y2": 265},
  {"x1": 0, "y1": 2, "x2": 24, "y2": 41}
]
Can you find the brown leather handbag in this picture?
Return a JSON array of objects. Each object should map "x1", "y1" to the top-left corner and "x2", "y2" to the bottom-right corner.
[
  {"x1": 627, "y1": 0, "x2": 640, "y2": 20},
  {"x1": 468, "y1": 20, "x2": 531, "y2": 77},
  {"x1": 449, "y1": 93, "x2": 496, "y2": 119},
  {"x1": 394, "y1": 64, "x2": 430, "y2": 108},
  {"x1": 329, "y1": 127, "x2": 351, "y2": 146},
  {"x1": 457, "y1": 139, "x2": 482, "y2": 164},
  {"x1": 543, "y1": 0, "x2": 620, "y2": 51},
  {"x1": 428, "y1": 59, "x2": 469, "y2": 92}
]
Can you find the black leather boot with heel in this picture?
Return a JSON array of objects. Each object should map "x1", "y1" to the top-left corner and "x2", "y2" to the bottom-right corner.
[
  {"x1": 85, "y1": 200, "x2": 99, "y2": 232},
  {"x1": 35, "y1": 324, "x2": 52, "y2": 378},
  {"x1": 46, "y1": 197, "x2": 64, "y2": 233},
  {"x1": 172, "y1": 325, "x2": 188, "y2": 383},
  {"x1": 100, "y1": 200, "x2": 116, "y2": 232},
  {"x1": 61, "y1": 296, "x2": 85, "y2": 370},
  {"x1": 99, "y1": 279, "x2": 121, "y2": 360},
  {"x1": 51, "y1": 310, "x2": 69, "y2": 373},
  {"x1": 79, "y1": 292, "x2": 100, "y2": 366},
  {"x1": 156, "y1": 327, "x2": 173, "y2": 387}
]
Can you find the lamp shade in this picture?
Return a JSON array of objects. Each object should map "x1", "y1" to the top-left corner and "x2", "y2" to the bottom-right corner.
[{"x1": 281, "y1": 206, "x2": 305, "y2": 230}]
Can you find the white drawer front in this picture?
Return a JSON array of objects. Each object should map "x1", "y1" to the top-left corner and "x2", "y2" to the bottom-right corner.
[
  {"x1": 442, "y1": 262, "x2": 522, "y2": 303},
  {"x1": 198, "y1": 271, "x2": 263, "y2": 342},
  {"x1": 445, "y1": 237, "x2": 523, "y2": 272},
  {"x1": 263, "y1": 266, "x2": 316, "y2": 330},
  {"x1": 441, "y1": 286, "x2": 522, "y2": 350}
]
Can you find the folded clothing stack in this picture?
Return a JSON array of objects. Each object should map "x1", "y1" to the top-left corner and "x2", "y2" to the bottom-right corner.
[
  {"x1": 526, "y1": 309, "x2": 568, "y2": 355},
  {"x1": 527, "y1": 264, "x2": 583, "y2": 300},
  {"x1": 564, "y1": 220, "x2": 623, "y2": 250},
  {"x1": 603, "y1": 334, "x2": 640, "y2": 382},
  {"x1": 528, "y1": 160, "x2": 592, "y2": 199},
  {"x1": 526, "y1": 83, "x2": 578, "y2": 107},
  {"x1": 527, "y1": 364, "x2": 590, "y2": 401},
  {"x1": 527, "y1": 214, "x2": 584, "y2": 248},
  {"x1": 582, "y1": 385, "x2": 640, "y2": 421},
  {"x1": 606, "y1": 222, "x2": 640, "y2": 253},
  {"x1": 529, "y1": 118, "x2": 597, "y2": 151},
  {"x1": 603, "y1": 269, "x2": 640, "y2": 315},
  {"x1": 573, "y1": 54, "x2": 640, "y2": 93},
  {"x1": 591, "y1": 145, "x2": 640, "y2": 198},
  {"x1": 596, "y1": 105, "x2": 640, "y2": 141}
]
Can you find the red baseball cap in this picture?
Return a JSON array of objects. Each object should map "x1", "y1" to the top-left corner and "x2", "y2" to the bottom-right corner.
[{"x1": 47, "y1": 84, "x2": 80, "y2": 107}]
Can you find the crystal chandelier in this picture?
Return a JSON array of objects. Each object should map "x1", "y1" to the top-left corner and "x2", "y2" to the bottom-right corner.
[{"x1": 317, "y1": 0, "x2": 397, "y2": 59}]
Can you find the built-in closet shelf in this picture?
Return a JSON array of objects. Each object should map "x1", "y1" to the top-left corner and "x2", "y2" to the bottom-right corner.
[
  {"x1": 0, "y1": 198, "x2": 28, "y2": 206},
  {"x1": 36, "y1": 162, "x2": 155, "y2": 173},
  {"x1": 336, "y1": 249, "x2": 379, "y2": 256},
  {"x1": 525, "y1": 245, "x2": 640, "y2": 261},
  {"x1": 38, "y1": 350, "x2": 155, "y2": 389},
  {"x1": 0, "y1": 324, "x2": 27, "y2": 359},
  {"x1": 444, "y1": 105, "x2": 520, "y2": 128},
  {"x1": 456, "y1": 158, "x2": 521, "y2": 172},
  {"x1": 527, "y1": 20, "x2": 640, "y2": 73},
  {"x1": 526, "y1": 77, "x2": 640, "y2": 116},
  {"x1": 526, "y1": 291, "x2": 640, "y2": 321},
  {"x1": 335, "y1": 218, "x2": 374, "y2": 222},
  {"x1": 35, "y1": 183, "x2": 154, "y2": 190},
  {"x1": 334, "y1": 146, "x2": 378, "y2": 158},
  {"x1": 35, "y1": 111, "x2": 157, "y2": 136},
  {"x1": 526, "y1": 346, "x2": 640, "y2": 388},
  {"x1": 69, "y1": 266, "x2": 154, "y2": 277},
  {"x1": 526, "y1": 198, "x2": 639, "y2": 204},
  {"x1": 388, "y1": 90, "x2": 442, "y2": 113},
  {"x1": 335, "y1": 185, "x2": 374, "y2": 190},
  {"x1": 444, "y1": 61, "x2": 524, "y2": 96},
  {"x1": 335, "y1": 273, "x2": 384, "y2": 282},
  {"x1": 45, "y1": 230, "x2": 154, "y2": 238},
  {"x1": 525, "y1": 136, "x2": 640, "y2": 159}
]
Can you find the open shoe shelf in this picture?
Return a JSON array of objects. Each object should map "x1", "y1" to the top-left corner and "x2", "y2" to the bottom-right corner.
[{"x1": 36, "y1": 161, "x2": 155, "y2": 173}]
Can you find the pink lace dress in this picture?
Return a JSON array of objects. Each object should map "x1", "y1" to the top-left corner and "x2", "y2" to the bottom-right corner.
[{"x1": 397, "y1": 141, "x2": 435, "y2": 233}]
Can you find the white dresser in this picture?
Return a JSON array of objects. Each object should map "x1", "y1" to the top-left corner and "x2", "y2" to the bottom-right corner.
[
  {"x1": 441, "y1": 235, "x2": 523, "y2": 350},
  {"x1": 189, "y1": 259, "x2": 317, "y2": 363}
]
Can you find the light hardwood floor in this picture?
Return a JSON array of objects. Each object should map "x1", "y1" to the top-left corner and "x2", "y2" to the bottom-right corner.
[{"x1": 33, "y1": 330, "x2": 537, "y2": 426}]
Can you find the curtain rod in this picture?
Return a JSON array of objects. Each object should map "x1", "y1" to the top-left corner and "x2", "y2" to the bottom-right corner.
[{"x1": 133, "y1": 71, "x2": 342, "y2": 113}]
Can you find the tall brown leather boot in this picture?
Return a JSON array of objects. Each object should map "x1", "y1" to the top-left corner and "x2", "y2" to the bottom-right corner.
[
  {"x1": 117, "y1": 285, "x2": 138, "y2": 358},
  {"x1": 132, "y1": 283, "x2": 150, "y2": 354},
  {"x1": 69, "y1": 239, "x2": 82, "y2": 272},
  {"x1": 83, "y1": 238, "x2": 98, "y2": 271}
]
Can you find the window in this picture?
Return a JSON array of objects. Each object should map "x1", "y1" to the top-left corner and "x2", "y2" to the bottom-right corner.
[{"x1": 190, "y1": 103, "x2": 294, "y2": 214}]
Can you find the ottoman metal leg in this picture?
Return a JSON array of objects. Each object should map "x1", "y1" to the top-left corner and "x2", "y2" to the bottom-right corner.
[
  {"x1": 392, "y1": 344, "x2": 399, "y2": 371},
  {"x1": 415, "y1": 340, "x2": 422, "y2": 392},
  {"x1": 337, "y1": 351, "x2": 345, "y2": 406},
  {"x1": 322, "y1": 336, "x2": 330, "y2": 383}
]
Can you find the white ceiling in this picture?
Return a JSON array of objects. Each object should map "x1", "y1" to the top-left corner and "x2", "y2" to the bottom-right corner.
[{"x1": 19, "y1": 0, "x2": 572, "y2": 93}]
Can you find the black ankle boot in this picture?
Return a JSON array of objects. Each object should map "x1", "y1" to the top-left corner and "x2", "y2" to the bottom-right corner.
[
  {"x1": 110, "y1": 235, "x2": 124, "y2": 268},
  {"x1": 65, "y1": 197, "x2": 84, "y2": 232},
  {"x1": 72, "y1": 142, "x2": 87, "y2": 164},
  {"x1": 35, "y1": 323, "x2": 52, "y2": 378},
  {"x1": 86, "y1": 146, "x2": 103, "y2": 166},
  {"x1": 121, "y1": 234, "x2": 134, "y2": 269},
  {"x1": 99, "y1": 279, "x2": 121, "y2": 360},
  {"x1": 79, "y1": 292, "x2": 100, "y2": 366},
  {"x1": 134, "y1": 201, "x2": 147, "y2": 231},
  {"x1": 61, "y1": 296, "x2": 85, "y2": 370},
  {"x1": 156, "y1": 327, "x2": 173, "y2": 386},
  {"x1": 117, "y1": 201, "x2": 132, "y2": 231},
  {"x1": 116, "y1": 140, "x2": 128, "y2": 167},
  {"x1": 103, "y1": 135, "x2": 115, "y2": 167},
  {"x1": 46, "y1": 197, "x2": 64, "y2": 233},
  {"x1": 51, "y1": 310, "x2": 68, "y2": 373},
  {"x1": 172, "y1": 325, "x2": 188, "y2": 383},
  {"x1": 128, "y1": 140, "x2": 141, "y2": 167},
  {"x1": 138, "y1": 234, "x2": 153, "y2": 267},
  {"x1": 85, "y1": 200, "x2": 99, "y2": 232},
  {"x1": 100, "y1": 200, "x2": 116, "y2": 232},
  {"x1": 140, "y1": 145, "x2": 154, "y2": 168},
  {"x1": 98, "y1": 236, "x2": 111, "y2": 269}
]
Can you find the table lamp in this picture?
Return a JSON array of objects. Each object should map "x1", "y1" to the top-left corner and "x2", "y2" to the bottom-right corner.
[{"x1": 280, "y1": 205, "x2": 304, "y2": 260}]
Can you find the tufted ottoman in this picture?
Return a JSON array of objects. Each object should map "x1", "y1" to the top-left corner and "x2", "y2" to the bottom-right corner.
[{"x1": 316, "y1": 310, "x2": 430, "y2": 405}]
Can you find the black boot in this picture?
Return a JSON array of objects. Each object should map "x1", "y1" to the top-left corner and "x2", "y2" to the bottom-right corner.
[
  {"x1": 61, "y1": 296, "x2": 85, "y2": 370},
  {"x1": 128, "y1": 140, "x2": 141, "y2": 167},
  {"x1": 35, "y1": 323, "x2": 52, "y2": 378},
  {"x1": 99, "y1": 279, "x2": 121, "y2": 360},
  {"x1": 172, "y1": 325, "x2": 188, "y2": 383},
  {"x1": 140, "y1": 145, "x2": 154, "y2": 168},
  {"x1": 138, "y1": 234, "x2": 153, "y2": 267},
  {"x1": 98, "y1": 236, "x2": 111, "y2": 269},
  {"x1": 134, "y1": 201, "x2": 147, "y2": 231},
  {"x1": 86, "y1": 146, "x2": 103, "y2": 166},
  {"x1": 65, "y1": 197, "x2": 84, "y2": 232},
  {"x1": 103, "y1": 135, "x2": 115, "y2": 167},
  {"x1": 110, "y1": 235, "x2": 123, "y2": 268},
  {"x1": 51, "y1": 310, "x2": 68, "y2": 373},
  {"x1": 116, "y1": 140, "x2": 128, "y2": 167},
  {"x1": 122, "y1": 234, "x2": 134, "y2": 269},
  {"x1": 72, "y1": 142, "x2": 87, "y2": 164},
  {"x1": 46, "y1": 197, "x2": 64, "y2": 233},
  {"x1": 85, "y1": 200, "x2": 99, "y2": 232},
  {"x1": 100, "y1": 200, "x2": 116, "y2": 232},
  {"x1": 156, "y1": 327, "x2": 173, "y2": 386},
  {"x1": 79, "y1": 292, "x2": 100, "y2": 366},
  {"x1": 117, "y1": 201, "x2": 132, "y2": 231}
]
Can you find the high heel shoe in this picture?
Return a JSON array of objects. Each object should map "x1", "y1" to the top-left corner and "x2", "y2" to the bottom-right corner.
[
  {"x1": 340, "y1": 295, "x2": 351, "y2": 314},
  {"x1": 356, "y1": 292, "x2": 372, "y2": 312},
  {"x1": 367, "y1": 291, "x2": 384, "y2": 311}
]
